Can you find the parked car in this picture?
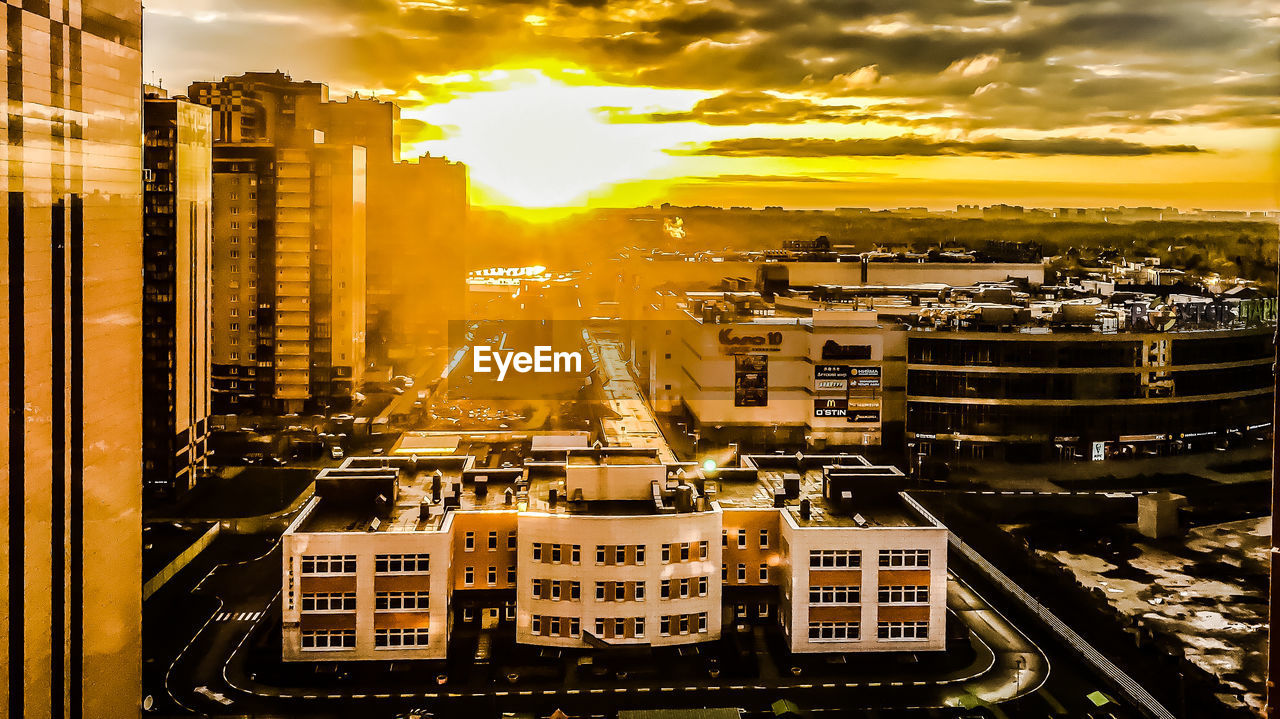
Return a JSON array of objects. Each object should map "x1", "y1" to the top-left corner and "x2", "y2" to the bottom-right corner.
[{"x1": 330, "y1": 446, "x2": 344, "y2": 460}]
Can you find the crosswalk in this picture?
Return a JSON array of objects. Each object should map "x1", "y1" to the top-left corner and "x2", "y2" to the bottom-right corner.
[{"x1": 214, "y1": 610, "x2": 264, "y2": 623}]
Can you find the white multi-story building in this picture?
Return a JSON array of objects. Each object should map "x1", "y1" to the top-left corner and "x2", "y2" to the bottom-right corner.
[{"x1": 280, "y1": 447, "x2": 948, "y2": 662}]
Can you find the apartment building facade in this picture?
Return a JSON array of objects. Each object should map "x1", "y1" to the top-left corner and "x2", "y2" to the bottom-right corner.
[{"x1": 191, "y1": 72, "x2": 367, "y2": 414}]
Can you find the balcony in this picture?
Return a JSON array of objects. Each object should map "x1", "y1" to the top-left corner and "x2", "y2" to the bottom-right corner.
[
  {"x1": 275, "y1": 340, "x2": 310, "y2": 356},
  {"x1": 276, "y1": 311, "x2": 310, "y2": 328},
  {"x1": 276, "y1": 267, "x2": 311, "y2": 283}
]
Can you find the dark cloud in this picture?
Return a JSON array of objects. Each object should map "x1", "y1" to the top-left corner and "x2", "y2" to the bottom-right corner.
[
  {"x1": 692, "y1": 172, "x2": 897, "y2": 183},
  {"x1": 145, "y1": 0, "x2": 1280, "y2": 134},
  {"x1": 643, "y1": 9, "x2": 743, "y2": 37},
  {"x1": 669, "y1": 135, "x2": 1206, "y2": 158},
  {"x1": 602, "y1": 91, "x2": 931, "y2": 126}
]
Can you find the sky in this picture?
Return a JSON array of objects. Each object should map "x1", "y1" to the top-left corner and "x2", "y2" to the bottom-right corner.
[{"x1": 143, "y1": 0, "x2": 1279, "y2": 211}]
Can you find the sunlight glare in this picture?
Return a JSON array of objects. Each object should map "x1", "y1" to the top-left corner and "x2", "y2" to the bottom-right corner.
[{"x1": 404, "y1": 68, "x2": 710, "y2": 209}]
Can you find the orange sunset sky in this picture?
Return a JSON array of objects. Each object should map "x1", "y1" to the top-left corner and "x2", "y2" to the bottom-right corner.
[{"x1": 143, "y1": 0, "x2": 1279, "y2": 211}]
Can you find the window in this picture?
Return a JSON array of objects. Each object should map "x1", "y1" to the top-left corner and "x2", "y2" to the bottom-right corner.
[
  {"x1": 635, "y1": 583, "x2": 646, "y2": 601},
  {"x1": 375, "y1": 591, "x2": 429, "y2": 611},
  {"x1": 660, "y1": 580, "x2": 671, "y2": 599},
  {"x1": 660, "y1": 617, "x2": 670, "y2": 636},
  {"x1": 596, "y1": 545, "x2": 606, "y2": 565},
  {"x1": 507, "y1": 566, "x2": 516, "y2": 583},
  {"x1": 301, "y1": 555, "x2": 356, "y2": 575},
  {"x1": 737, "y1": 563, "x2": 746, "y2": 582},
  {"x1": 809, "y1": 549, "x2": 861, "y2": 568},
  {"x1": 569, "y1": 618, "x2": 580, "y2": 637},
  {"x1": 879, "y1": 549, "x2": 930, "y2": 568},
  {"x1": 699, "y1": 540, "x2": 709, "y2": 559},
  {"x1": 808, "y1": 622, "x2": 860, "y2": 641},
  {"x1": 488, "y1": 531, "x2": 498, "y2": 550},
  {"x1": 375, "y1": 554, "x2": 428, "y2": 574},
  {"x1": 697, "y1": 613, "x2": 707, "y2": 633},
  {"x1": 662, "y1": 545, "x2": 671, "y2": 563},
  {"x1": 571, "y1": 545, "x2": 581, "y2": 564},
  {"x1": 532, "y1": 580, "x2": 543, "y2": 599},
  {"x1": 809, "y1": 586, "x2": 860, "y2": 605},
  {"x1": 722, "y1": 529, "x2": 728, "y2": 547},
  {"x1": 680, "y1": 544, "x2": 690, "y2": 561},
  {"x1": 877, "y1": 621, "x2": 929, "y2": 640},
  {"x1": 722, "y1": 563, "x2": 728, "y2": 581},
  {"x1": 596, "y1": 582, "x2": 606, "y2": 601},
  {"x1": 532, "y1": 615, "x2": 542, "y2": 634},
  {"x1": 759, "y1": 564, "x2": 769, "y2": 582},
  {"x1": 679, "y1": 578, "x2": 690, "y2": 599},
  {"x1": 760, "y1": 529, "x2": 770, "y2": 549},
  {"x1": 373, "y1": 627, "x2": 430, "y2": 648},
  {"x1": 878, "y1": 585, "x2": 929, "y2": 604},
  {"x1": 301, "y1": 629, "x2": 355, "y2": 650},
  {"x1": 464, "y1": 532, "x2": 475, "y2": 551},
  {"x1": 595, "y1": 619, "x2": 606, "y2": 637},
  {"x1": 464, "y1": 567, "x2": 474, "y2": 586},
  {"x1": 570, "y1": 581, "x2": 581, "y2": 601},
  {"x1": 615, "y1": 546, "x2": 626, "y2": 564},
  {"x1": 614, "y1": 618, "x2": 625, "y2": 636},
  {"x1": 487, "y1": 566, "x2": 497, "y2": 585},
  {"x1": 635, "y1": 545, "x2": 645, "y2": 565},
  {"x1": 551, "y1": 545, "x2": 562, "y2": 564},
  {"x1": 615, "y1": 583, "x2": 625, "y2": 601},
  {"x1": 532, "y1": 543, "x2": 544, "y2": 561},
  {"x1": 301, "y1": 592, "x2": 356, "y2": 612},
  {"x1": 679, "y1": 616, "x2": 690, "y2": 635},
  {"x1": 737, "y1": 529, "x2": 746, "y2": 549},
  {"x1": 634, "y1": 617, "x2": 645, "y2": 637},
  {"x1": 551, "y1": 582, "x2": 562, "y2": 601},
  {"x1": 508, "y1": 531, "x2": 517, "y2": 550}
]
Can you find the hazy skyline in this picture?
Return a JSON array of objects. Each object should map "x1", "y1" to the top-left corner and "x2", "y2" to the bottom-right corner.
[{"x1": 143, "y1": 0, "x2": 1279, "y2": 211}]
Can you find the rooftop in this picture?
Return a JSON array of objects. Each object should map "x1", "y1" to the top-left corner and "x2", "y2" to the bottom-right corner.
[{"x1": 290, "y1": 448, "x2": 936, "y2": 534}]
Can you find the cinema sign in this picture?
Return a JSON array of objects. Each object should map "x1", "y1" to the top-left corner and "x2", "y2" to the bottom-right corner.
[{"x1": 719, "y1": 328, "x2": 783, "y2": 353}]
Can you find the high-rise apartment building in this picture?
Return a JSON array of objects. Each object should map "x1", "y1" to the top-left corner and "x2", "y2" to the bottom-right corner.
[
  {"x1": 189, "y1": 72, "x2": 367, "y2": 414},
  {"x1": 324, "y1": 94, "x2": 468, "y2": 360},
  {"x1": 143, "y1": 89, "x2": 213, "y2": 500},
  {"x1": 2, "y1": 1, "x2": 143, "y2": 717}
]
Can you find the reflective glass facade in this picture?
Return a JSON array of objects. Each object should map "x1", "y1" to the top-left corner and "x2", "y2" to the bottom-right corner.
[{"x1": 2, "y1": 1, "x2": 143, "y2": 717}]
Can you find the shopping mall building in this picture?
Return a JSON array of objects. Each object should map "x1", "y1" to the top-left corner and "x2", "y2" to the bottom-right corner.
[{"x1": 631, "y1": 277, "x2": 1276, "y2": 463}]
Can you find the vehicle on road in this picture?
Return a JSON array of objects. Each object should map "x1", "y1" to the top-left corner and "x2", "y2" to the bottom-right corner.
[{"x1": 330, "y1": 446, "x2": 344, "y2": 460}]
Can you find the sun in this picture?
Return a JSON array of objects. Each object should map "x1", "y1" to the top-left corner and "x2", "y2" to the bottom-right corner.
[{"x1": 402, "y1": 66, "x2": 710, "y2": 210}]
